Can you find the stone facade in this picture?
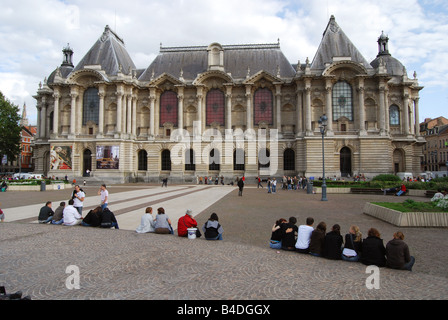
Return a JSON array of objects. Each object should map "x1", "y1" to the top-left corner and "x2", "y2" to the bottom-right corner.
[{"x1": 33, "y1": 16, "x2": 425, "y2": 183}]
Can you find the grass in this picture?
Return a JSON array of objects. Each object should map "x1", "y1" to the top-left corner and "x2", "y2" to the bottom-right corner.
[{"x1": 372, "y1": 199, "x2": 447, "y2": 213}]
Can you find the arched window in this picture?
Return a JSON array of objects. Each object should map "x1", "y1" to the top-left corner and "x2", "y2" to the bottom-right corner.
[
  {"x1": 332, "y1": 81, "x2": 353, "y2": 121},
  {"x1": 138, "y1": 150, "x2": 148, "y2": 171},
  {"x1": 254, "y1": 88, "x2": 273, "y2": 125},
  {"x1": 160, "y1": 91, "x2": 178, "y2": 127},
  {"x1": 283, "y1": 148, "x2": 295, "y2": 171},
  {"x1": 161, "y1": 149, "x2": 171, "y2": 171},
  {"x1": 389, "y1": 105, "x2": 400, "y2": 126},
  {"x1": 258, "y1": 148, "x2": 270, "y2": 169},
  {"x1": 209, "y1": 149, "x2": 220, "y2": 171},
  {"x1": 83, "y1": 87, "x2": 99, "y2": 125},
  {"x1": 185, "y1": 149, "x2": 195, "y2": 171},
  {"x1": 206, "y1": 89, "x2": 225, "y2": 126},
  {"x1": 233, "y1": 149, "x2": 245, "y2": 171}
]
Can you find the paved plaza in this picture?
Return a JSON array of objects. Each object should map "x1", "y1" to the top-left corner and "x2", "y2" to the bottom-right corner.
[{"x1": 1, "y1": 183, "x2": 448, "y2": 300}]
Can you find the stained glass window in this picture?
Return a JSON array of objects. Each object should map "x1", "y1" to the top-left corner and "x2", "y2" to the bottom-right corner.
[
  {"x1": 160, "y1": 91, "x2": 178, "y2": 127},
  {"x1": 389, "y1": 105, "x2": 400, "y2": 126},
  {"x1": 206, "y1": 89, "x2": 225, "y2": 126},
  {"x1": 332, "y1": 82, "x2": 353, "y2": 121},
  {"x1": 83, "y1": 87, "x2": 99, "y2": 125},
  {"x1": 254, "y1": 88, "x2": 273, "y2": 125}
]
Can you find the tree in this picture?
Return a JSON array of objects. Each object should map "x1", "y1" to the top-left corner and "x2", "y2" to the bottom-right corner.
[{"x1": 0, "y1": 91, "x2": 22, "y2": 164}]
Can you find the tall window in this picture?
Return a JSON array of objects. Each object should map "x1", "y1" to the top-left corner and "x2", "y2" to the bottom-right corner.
[
  {"x1": 254, "y1": 88, "x2": 273, "y2": 125},
  {"x1": 206, "y1": 89, "x2": 225, "y2": 126},
  {"x1": 161, "y1": 149, "x2": 171, "y2": 171},
  {"x1": 389, "y1": 105, "x2": 400, "y2": 126},
  {"x1": 138, "y1": 150, "x2": 148, "y2": 171},
  {"x1": 233, "y1": 149, "x2": 245, "y2": 171},
  {"x1": 332, "y1": 81, "x2": 353, "y2": 121},
  {"x1": 258, "y1": 148, "x2": 270, "y2": 169},
  {"x1": 185, "y1": 149, "x2": 195, "y2": 171},
  {"x1": 283, "y1": 149, "x2": 295, "y2": 171},
  {"x1": 160, "y1": 91, "x2": 178, "y2": 127},
  {"x1": 209, "y1": 149, "x2": 220, "y2": 171},
  {"x1": 83, "y1": 87, "x2": 99, "y2": 125}
]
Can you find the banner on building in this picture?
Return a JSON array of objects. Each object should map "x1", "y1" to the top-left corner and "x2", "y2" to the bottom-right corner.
[
  {"x1": 50, "y1": 146, "x2": 73, "y2": 170},
  {"x1": 96, "y1": 145, "x2": 119, "y2": 169}
]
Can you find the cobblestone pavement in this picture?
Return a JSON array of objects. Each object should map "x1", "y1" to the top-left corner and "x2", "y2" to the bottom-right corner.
[{"x1": 1, "y1": 184, "x2": 448, "y2": 300}]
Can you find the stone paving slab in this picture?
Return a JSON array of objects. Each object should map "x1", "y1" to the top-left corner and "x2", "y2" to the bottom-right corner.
[{"x1": 1, "y1": 184, "x2": 448, "y2": 300}]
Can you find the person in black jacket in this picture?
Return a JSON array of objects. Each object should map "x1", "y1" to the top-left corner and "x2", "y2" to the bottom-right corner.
[
  {"x1": 341, "y1": 225, "x2": 363, "y2": 262},
  {"x1": 309, "y1": 221, "x2": 327, "y2": 257},
  {"x1": 100, "y1": 207, "x2": 119, "y2": 229},
  {"x1": 269, "y1": 218, "x2": 287, "y2": 249},
  {"x1": 38, "y1": 201, "x2": 54, "y2": 224},
  {"x1": 323, "y1": 224, "x2": 343, "y2": 260},
  {"x1": 360, "y1": 228, "x2": 386, "y2": 267},
  {"x1": 81, "y1": 206, "x2": 102, "y2": 227},
  {"x1": 280, "y1": 217, "x2": 298, "y2": 251}
]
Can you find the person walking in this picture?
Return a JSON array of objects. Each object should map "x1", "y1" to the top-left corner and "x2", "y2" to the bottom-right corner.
[{"x1": 237, "y1": 177, "x2": 244, "y2": 196}]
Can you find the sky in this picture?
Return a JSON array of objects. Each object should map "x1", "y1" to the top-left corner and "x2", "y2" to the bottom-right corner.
[{"x1": 0, "y1": 0, "x2": 447, "y2": 126}]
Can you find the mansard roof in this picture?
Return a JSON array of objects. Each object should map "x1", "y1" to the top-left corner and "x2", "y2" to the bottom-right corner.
[
  {"x1": 311, "y1": 16, "x2": 372, "y2": 71},
  {"x1": 72, "y1": 25, "x2": 136, "y2": 77},
  {"x1": 138, "y1": 42, "x2": 296, "y2": 82}
]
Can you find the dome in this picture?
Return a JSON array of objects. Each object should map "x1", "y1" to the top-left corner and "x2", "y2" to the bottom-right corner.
[{"x1": 370, "y1": 55, "x2": 405, "y2": 77}]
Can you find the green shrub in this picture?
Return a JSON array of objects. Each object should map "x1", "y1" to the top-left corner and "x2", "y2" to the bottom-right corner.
[{"x1": 371, "y1": 174, "x2": 401, "y2": 182}]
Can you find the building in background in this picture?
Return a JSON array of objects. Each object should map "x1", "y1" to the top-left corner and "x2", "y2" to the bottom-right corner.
[
  {"x1": 32, "y1": 16, "x2": 425, "y2": 183},
  {"x1": 420, "y1": 117, "x2": 448, "y2": 177}
]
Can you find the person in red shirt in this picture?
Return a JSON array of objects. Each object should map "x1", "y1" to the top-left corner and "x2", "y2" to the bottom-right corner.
[{"x1": 177, "y1": 209, "x2": 198, "y2": 237}]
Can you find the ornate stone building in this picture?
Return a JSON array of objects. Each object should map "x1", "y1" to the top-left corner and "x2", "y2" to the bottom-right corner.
[{"x1": 33, "y1": 16, "x2": 425, "y2": 183}]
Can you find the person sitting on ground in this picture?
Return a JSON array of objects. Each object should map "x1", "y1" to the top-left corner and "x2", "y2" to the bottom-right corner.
[
  {"x1": 386, "y1": 231, "x2": 415, "y2": 271},
  {"x1": 154, "y1": 207, "x2": 173, "y2": 234},
  {"x1": 360, "y1": 228, "x2": 386, "y2": 267},
  {"x1": 136, "y1": 207, "x2": 156, "y2": 233},
  {"x1": 202, "y1": 213, "x2": 224, "y2": 240},
  {"x1": 81, "y1": 206, "x2": 103, "y2": 227},
  {"x1": 177, "y1": 209, "x2": 198, "y2": 237},
  {"x1": 63, "y1": 199, "x2": 83, "y2": 226},
  {"x1": 341, "y1": 225, "x2": 363, "y2": 262},
  {"x1": 38, "y1": 201, "x2": 54, "y2": 224},
  {"x1": 323, "y1": 224, "x2": 343, "y2": 260},
  {"x1": 51, "y1": 202, "x2": 65, "y2": 225},
  {"x1": 280, "y1": 217, "x2": 298, "y2": 251},
  {"x1": 269, "y1": 218, "x2": 287, "y2": 249},
  {"x1": 99, "y1": 207, "x2": 119, "y2": 229},
  {"x1": 309, "y1": 221, "x2": 327, "y2": 257},
  {"x1": 295, "y1": 217, "x2": 314, "y2": 253}
]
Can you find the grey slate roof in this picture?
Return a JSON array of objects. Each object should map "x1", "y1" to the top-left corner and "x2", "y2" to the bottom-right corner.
[
  {"x1": 370, "y1": 55, "x2": 405, "y2": 77},
  {"x1": 72, "y1": 25, "x2": 136, "y2": 76},
  {"x1": 138, "y1": 43, "x2": 296, "y2": 82},
  {"x1": 311, "y1": 16, "x2": 372, "y2": 71}
]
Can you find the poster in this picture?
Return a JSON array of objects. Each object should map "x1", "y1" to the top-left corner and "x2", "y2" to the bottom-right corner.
[
  {"x1": 96, "y1": 145, "x2": 119, "y2": 169},
  {"x1": 50, "y1": 146, "x2": 72, "y2": 170}
]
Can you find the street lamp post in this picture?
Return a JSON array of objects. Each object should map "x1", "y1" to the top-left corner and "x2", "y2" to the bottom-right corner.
[{"x1": 318, "y1": 115, "x2": 328, "y2": 201}]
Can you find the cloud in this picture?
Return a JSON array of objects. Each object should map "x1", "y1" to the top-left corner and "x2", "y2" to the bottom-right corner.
[{"x1": 0, "y1": 0, "x2": 447, "y2": 126}]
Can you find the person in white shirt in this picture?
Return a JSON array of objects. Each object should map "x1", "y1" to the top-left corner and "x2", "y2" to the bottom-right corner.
[
  {"x1": 295, "y1": 217, "x2": 314, "y2": 253},
  {"x1": 135, "y1": 207, "x2": 156, "y2": 233},
  {"x1": 98, "y1": 184, "x2": 109, "y2": 210},
  {"x1": 63, "y1": 199, "x2": 83, "y2": 226},
  {"x1": 72, "y1": 185, "x2": 85, "y2": 216}
]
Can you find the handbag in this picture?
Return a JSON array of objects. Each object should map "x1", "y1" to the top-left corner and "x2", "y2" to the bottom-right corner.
[{"x1": 342, "y1": 234, "x2": 357, "y2": 257}]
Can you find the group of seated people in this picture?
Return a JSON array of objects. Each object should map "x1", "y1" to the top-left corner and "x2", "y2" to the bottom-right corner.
[
  {"x1": 135, "y1": 207, "x2": 224, "y2": 240},
  {"x1": 37, "y1": 200, "x2": 118, "y2": 229},
  {"x1": 270, "y1": 217, "x2": 415, "y2": 271}
]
